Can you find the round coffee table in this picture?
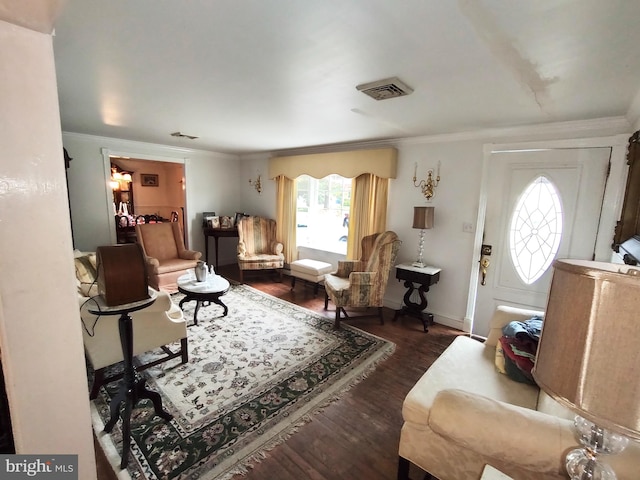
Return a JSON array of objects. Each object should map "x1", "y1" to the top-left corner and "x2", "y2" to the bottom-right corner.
[{"x1": 177, "y1": 272, "x2": 230, "y2": 325}]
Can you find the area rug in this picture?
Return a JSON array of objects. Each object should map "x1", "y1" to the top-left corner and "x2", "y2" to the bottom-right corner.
[{"x1": 90, "y1": 284, "x2": 395, "y2": 480}]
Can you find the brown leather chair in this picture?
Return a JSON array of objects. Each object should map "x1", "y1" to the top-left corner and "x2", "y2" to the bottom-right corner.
[{"x1": 135, "y1": 222, "x2": 202, "y2": 293}]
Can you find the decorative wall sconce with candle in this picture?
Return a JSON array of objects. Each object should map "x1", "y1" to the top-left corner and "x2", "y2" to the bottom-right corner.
[
  {"x1": 249, "y1": 174, "x2": 262, "y2": 194},
  {"x1": 413, "y1": 162, "x2": 441, "y2": 201}
]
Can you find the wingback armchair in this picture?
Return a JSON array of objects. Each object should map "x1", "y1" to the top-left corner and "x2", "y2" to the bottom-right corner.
[
  {"x1": 324, "y1": 231, "x2": 401, "y2": 329},
  {"x1": 135, "y1": 222, "x2": 202, "y2": 293},
  {"x1": 237, "y1": 216, "x2": 284, "y2": 283}
]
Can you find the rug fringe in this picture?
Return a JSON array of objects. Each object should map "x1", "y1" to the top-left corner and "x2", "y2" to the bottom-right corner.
[{"x1": 218, "y1": 343, "x2": 396, "y2": 478}]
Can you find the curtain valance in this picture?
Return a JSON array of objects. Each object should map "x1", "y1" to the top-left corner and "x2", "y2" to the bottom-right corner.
[{"x1": 268, "y1": 148, "x2": 397, "y2": 179}]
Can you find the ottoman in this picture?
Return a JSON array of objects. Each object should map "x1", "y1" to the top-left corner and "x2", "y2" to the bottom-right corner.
[{"x1": 290, "y1": 259, "x2": 334, "y2": 296}]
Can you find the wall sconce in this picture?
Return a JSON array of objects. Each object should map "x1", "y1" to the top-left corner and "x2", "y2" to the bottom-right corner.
[
  {"x1": 413, "y1": 161, "x2": 441, "y2": 201},
  {"x1": 249, "y1": 175, "x2": 262, "y2": 194}
]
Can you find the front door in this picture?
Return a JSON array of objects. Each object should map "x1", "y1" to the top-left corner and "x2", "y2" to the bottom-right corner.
[{"x1": 472, "y1": 147, "x2": 611, "y2": 337}]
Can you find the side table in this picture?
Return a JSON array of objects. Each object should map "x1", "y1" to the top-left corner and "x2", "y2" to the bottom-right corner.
[
  {"x1": 88, "y1": 292, "x2": 172, "y2": 469},
  {"x1": 392, "y1": 263, "x2": 441, "y2": 332},
  {"x1": 177, "y1": 272, "x2": 231, "y2": 325},
  {"x1": 203, "y1": 227, "x2": 238, "y2": 267}
]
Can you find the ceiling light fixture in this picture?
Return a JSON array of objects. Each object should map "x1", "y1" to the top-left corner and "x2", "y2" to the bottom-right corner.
[
  {"x1": 170, "y1": 131, "x2": 199, "y2": 140},
  {"x1": 356, "y1": 76, "x2": 413, "y2": 101}
]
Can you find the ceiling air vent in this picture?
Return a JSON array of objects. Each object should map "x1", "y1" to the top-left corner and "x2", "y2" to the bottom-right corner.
[
  {"x1": 170, "y1": 131, "x2": 199, "y2": 140},
  {"x1": 356, "y1": 77, "x2": 413, "y2": 101}
]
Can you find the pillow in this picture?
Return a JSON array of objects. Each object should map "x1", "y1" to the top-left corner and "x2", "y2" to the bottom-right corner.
[
  {"x1": 74, "y1": 253, "x2": 98, "y2": 297},
  {"x1": 498, "y1": 336, "x2": 537, "y2": 385}
]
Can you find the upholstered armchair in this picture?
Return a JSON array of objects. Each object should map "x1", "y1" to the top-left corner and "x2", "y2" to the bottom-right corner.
[
  {"x1": 135, "y1": 222, "x2": 202, "y2": 293},
  {"x1": 324, "y1": 231, "x2": 401, "y2": 329},
  {"x1": 74, "y1": 251, "x2": 188, "y2": 399},
  {"x1": 398, "y1": 305, "x2": 640, "y2": 480},
  {"x1": 237, "y1": 216, "x2": 284, "y2": 283}
]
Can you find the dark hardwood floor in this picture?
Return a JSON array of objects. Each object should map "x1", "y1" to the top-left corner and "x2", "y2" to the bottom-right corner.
[{"x1": 95, "y1": 265, "x2": 464, "y2": 480}]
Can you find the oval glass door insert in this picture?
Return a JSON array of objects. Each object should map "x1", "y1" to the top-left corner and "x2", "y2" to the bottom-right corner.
[{"x1": 509, "y1": 175, "x2": 563, "y2": 284}]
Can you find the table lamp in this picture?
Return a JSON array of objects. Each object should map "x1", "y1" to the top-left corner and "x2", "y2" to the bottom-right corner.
[
  {"x1": 532, "y1": 259, "x2": 640, "y2": 479},
  {"x1": 412, "y1": 206, "x2": 434, "y2": 267}
]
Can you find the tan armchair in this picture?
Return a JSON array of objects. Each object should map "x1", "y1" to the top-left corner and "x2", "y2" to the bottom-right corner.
[
  {"x1": 398, "y1": 305, "x2": 640, "y2": 480},
  {"x1": 74, "y1": 251, "x2": 188, "y2": 399},
  {"x1": 324, "y1": 231, "x2": 401, "y2": 329},
  {"x1": 135, "y1": 222, "x2": 201, "y2": 293},
  {"x1": 237, "y1": 216, "x2": 284, "y2": 283}
]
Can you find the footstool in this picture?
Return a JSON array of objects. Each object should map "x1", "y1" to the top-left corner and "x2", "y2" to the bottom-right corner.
[{"x1": 290, "y1": 259, "x2": 334, "y2": 296}]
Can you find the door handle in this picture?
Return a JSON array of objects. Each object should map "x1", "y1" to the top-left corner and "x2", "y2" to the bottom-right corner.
[{"x1": 480, "y1": 257, "x2": 491, "y2": 286}]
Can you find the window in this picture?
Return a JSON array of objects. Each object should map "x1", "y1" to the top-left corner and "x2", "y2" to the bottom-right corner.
[
  {"x1": 509, "y1": 175, "x2": 563, "y2": 284},
  {"x1": 296, "y1": 174, "x2": 351, "y2": 254}
]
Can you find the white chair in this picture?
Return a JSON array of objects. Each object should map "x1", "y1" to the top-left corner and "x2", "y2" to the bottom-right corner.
[{"x1": 74, "y1": 252, "x2": 188, "y2": 399}]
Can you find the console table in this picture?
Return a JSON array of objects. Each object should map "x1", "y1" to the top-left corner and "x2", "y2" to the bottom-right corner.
[
  {"x1": 392, "y1": 263, "x2": 441, "y2": 332},
  {"x1": 88, "y1": 292, "x2": 172, "y2": 469},
  {"x1": 203, "y1": 227, "x2": 238, "y2": 267}
]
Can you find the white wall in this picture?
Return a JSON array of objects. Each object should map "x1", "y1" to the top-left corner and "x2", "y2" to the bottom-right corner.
[
  {"x1": 0, "y1": 18, "x2": 97, "y2": 479},
  {"x1": 63, "y1": 133, "x2": 240, "y2": 258},
  {"x1": 65, "y1": 120, "x2": 631, "y2": 332}
]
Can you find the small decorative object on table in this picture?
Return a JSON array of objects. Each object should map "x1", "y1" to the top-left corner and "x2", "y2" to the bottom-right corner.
[{"x1": 195, "y1": 261, "x2": 207, "y2": 282}]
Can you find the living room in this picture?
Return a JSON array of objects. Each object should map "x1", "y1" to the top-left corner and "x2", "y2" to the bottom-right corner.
[{"x1": 3, "y1": 2, "x2": 640, "y2": 479}]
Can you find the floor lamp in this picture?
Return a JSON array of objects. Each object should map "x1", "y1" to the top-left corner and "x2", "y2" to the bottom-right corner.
[
  {"x1": 412, "y1": 206, "x2": 434, "y2": 268},
  {"x1": 532, "y1": 259, "x2": 640, "y2": 479}
]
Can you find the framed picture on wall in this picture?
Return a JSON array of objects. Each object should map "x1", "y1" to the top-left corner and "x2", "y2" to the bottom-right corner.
[{"x1": 141, "y1": 174, "x2": 159, "y2": 187}]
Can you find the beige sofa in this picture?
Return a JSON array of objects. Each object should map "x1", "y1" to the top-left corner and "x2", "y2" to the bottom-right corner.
[
  {"x1": 74, "y1": 251, "x2": 188, "y2": 398},
  {"x1": 398, "y1": 305, "x2": 640, "y2": 480}
]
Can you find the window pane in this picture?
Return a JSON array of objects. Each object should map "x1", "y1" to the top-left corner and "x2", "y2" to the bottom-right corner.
[
  {"x1": 509, "y1": 175, "x2": 563, "y2": 284},
  {"x1": 296, "y1": 174, "x2": 351, "y2": 254}
]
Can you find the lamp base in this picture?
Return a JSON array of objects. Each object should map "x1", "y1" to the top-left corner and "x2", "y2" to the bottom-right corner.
[
  {"x1": 412, "y1": 261, "x2": 425, "y2": 268},
  {"x1": 566, "y1": 448, "x2": 616, "y2": 480},
  {"x1": 565, "y1": 416, "x2": 630, "y2": 480}
]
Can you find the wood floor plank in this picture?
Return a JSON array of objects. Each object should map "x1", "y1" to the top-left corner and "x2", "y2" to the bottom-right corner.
[{"x1": 95, "y1": 266, "x2": 462, "y2": 480}]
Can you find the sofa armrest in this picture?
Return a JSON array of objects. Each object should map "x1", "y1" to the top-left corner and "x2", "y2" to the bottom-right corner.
[
  {"x1": 237, "y1": 241, "x2": 247, "y2": 258},
  {"x1": 428, "y1": 389, "x2": 574, "y2": 475},
  {"x1": 336, "y1": 260, "x2": 364, "y2": 277},
  {"x1": 143, "y1": 255, "x2": 160, "y2": 274},
  {"x1": 180, "y1": 249, "x2": 201, "y2": 261},
  {"x1": 270, "y1": 241, "x2": 283, "y2": 255}
]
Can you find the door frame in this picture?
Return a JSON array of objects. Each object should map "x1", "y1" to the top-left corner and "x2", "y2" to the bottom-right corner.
[
  {"x1": 463, "y1": 134, "x2": 630, "y2": 334},
  {"x1": 101, "y1": 148, "x2": 189, "y2": 246}
]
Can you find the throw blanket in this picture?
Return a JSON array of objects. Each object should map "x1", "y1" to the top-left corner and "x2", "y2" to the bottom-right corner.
[{"x1": 498, "y1": 316, "x2": 544, "y2": 385}]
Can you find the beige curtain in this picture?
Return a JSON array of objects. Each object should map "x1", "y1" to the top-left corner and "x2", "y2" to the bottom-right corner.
[
  {"x1": 347, "y1": 174, "x2": 389, "y2": 259},
  {"x1": 275, "y1": 175, "x2": 297, "y2": 264}
]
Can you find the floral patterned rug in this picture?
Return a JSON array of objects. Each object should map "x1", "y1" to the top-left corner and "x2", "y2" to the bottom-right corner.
[{"x1": 91, "y1": 284, "x2": 395, "y2": 480}]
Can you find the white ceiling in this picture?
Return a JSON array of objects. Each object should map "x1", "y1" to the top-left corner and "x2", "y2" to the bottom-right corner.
[{"x1": 52, "y1": 0, "x2": 640, "y2": 155}]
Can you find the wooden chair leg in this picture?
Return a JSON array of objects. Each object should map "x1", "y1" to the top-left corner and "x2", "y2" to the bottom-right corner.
[
  {"x1": 239, "y1": 268, "x2": 243, "y2": 283},
  {"x1": 397, "y1": 456, "x2": 410, "y2": 480},
  {"x1": 324, "y1": 292, "x2": 329, "y2": 310},
  {"x1": 291, "y1": 276, "x2": 296, "y2": 290},
  {"x1": 334, "y1": 308, "x2": 341, "y2": 329}
]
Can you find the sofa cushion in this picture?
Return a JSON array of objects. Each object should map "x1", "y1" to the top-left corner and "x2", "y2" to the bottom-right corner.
[{"x1": 403, "y1": 336, "x2": 539, "y2": 426}]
